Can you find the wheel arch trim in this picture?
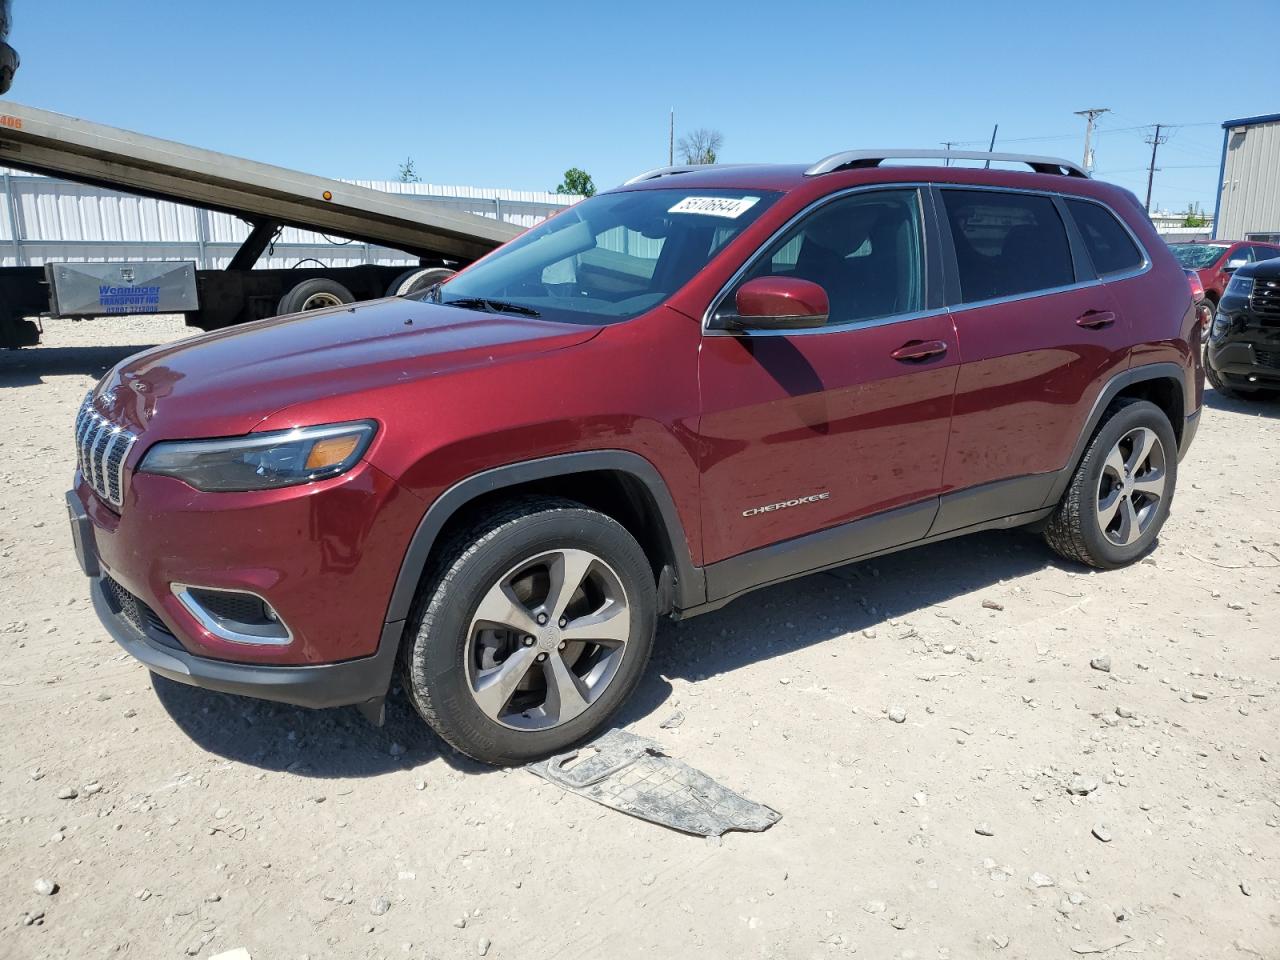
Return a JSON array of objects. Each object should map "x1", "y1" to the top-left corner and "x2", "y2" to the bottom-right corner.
[
  {"x1": 383, "y1": 450, "x2": 705, "y2": 626},
  {"x1": 1043, "y1": 361, "x2": 1189, "y2": 507}
]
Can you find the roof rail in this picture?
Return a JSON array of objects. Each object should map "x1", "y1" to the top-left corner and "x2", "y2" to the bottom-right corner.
[
  {"x1": 621, "y1": 163, "x2": 761, "y2": 186},
  {"x1": 805, "y1": 149, "x2": 1089, "y2": 179}
]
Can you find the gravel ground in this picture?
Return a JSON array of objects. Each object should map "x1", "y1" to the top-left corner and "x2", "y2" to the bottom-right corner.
[{"x1": 1, "y1": 314, "x2": 1277, "y2": 960}]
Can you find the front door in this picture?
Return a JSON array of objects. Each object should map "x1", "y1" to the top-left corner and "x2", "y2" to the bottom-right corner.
[{"x1": 695, "y1": 187, "x2": 959, "y2": 590}]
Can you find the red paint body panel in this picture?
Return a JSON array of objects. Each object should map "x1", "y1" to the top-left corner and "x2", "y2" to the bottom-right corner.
[
  {"x1": 78, "y1": 462, "x2": 420, "y2": 665},
  {"x1": 76, "y1": 158, "x2": 1203, "y2": 681},
  {"x1": 697, "y1": 313, "x2": 958, "y2": 562},
  {"x1": 944, "y1": 284, "x2": 1127, "y2": 491}
]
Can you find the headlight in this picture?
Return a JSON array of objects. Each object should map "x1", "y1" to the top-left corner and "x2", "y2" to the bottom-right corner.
[
  {"x1": 1211, "y1": 313, "x2": 1230, "y2": 340},
  {"x1": 139, "y1": 421, "x2": 376, "y2": 492},
  {"x1": 1224, "y1": 274, "x2": 1254, "y2": 299}
]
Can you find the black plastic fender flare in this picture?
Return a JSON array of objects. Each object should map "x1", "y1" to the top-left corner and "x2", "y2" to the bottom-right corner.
[
  {"x1": 1042, "y1": 361, "x2": 1190, "y2": 508},
  {"x1": 382, "y1": 450, "x2": 705, "y2": 627}
]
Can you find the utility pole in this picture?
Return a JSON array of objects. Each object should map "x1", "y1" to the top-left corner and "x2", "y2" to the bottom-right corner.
[
  {"x1": 1144, "y1": 123, "x2": 1168, "y2": 213},
  {"x1": 668, "y1": 108, "x2": 674, "y2": 166},
  {"x1": 941, "y1": 140, "x2": 956, "y2": 166},
  {"x1": 983, "y1": 125, "x2": 998, "y2": 168},
  {"x1": 1074, "y1": 107, "x2": 1109, "y2": 171}
]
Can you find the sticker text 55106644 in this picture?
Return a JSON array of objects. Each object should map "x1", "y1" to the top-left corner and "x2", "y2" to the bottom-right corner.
[{"x1": 668, "y1": 196, "x2": 760, "y2": 219}]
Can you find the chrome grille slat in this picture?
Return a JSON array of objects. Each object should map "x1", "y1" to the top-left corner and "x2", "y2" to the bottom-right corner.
[
  {"x1": 1253, "y1": 280, "x2": 1280, "y2": 319},
  {"x1": 89, "y1": 419, "x2": 111, "y2": 491},
  {"x1": 102, "y1": 430, "x2": 124, "y2": 501},
  {"x1": 74, "y1": 401, "x2": 95, "y2": 477},
  {"x1": 73, "y1": 393, "x2": 137, "y2": 509}
]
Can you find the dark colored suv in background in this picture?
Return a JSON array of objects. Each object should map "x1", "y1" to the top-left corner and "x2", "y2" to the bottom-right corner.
[
  {"x1": 68, "y1": 149, "x2": 1201, "y2": 765},
  {"x1": 1206, "y1": 257, "x2": 1280, "y2": 399}
]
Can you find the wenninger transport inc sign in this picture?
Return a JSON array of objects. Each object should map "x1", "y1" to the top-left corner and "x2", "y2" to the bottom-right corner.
[
  {"x1": 45, "y1": 261, "x2": 199, "y2": 317},
  {"x1": 97, "y1": 284, "x2": 162, "y2": 313}
]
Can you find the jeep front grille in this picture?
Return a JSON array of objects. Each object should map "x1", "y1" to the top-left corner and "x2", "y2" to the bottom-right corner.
[{"x1": 75, "y1": 393, "x2": 137, "y2": 508}]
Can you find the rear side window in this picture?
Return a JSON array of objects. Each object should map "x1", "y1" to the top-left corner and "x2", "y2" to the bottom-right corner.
[
  {"x1": 1067, "y1": 199, "x2": 1144, "y2": 276},
  {"x1": 942, "y1": 190, "x2": 1074, "y2": 303}
]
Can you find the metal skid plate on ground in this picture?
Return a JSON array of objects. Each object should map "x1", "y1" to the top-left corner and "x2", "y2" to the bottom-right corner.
[{"x1": 528, "y1": 729, "x2": 781, "y2": 837}]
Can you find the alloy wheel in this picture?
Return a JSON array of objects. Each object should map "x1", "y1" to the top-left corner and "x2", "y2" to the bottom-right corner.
[
  {"x1": 1095, "y1": 426, "x2": 1167, "y2": 546},
  {"x1": 463, "y1": 549, "x2": 631, "y2": 731}
]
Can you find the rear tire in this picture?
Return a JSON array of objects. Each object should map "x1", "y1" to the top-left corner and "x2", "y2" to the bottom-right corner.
[
  {"x1": 400, "y1": 497, "x2": 656, "y2": 766},
  {"x1": 276, "y1": 278, "x2": 355, "y2": 315},
  {"x1": 1044, "y1": 399, "x2": 1177, "y2": 569},
  {"x1": 385, "y1": 267, "x2": 456, "y2": 298}
]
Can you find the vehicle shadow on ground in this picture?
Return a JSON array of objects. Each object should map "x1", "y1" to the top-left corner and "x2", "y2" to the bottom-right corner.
[
  {"x1": 0, "y1": 344, "x2": 156, "y2": 387},
  {"x1": 153, "y1": 528, "x2": 1066, "y2": 778},
  {"x1": 1203, "y1": 386, "x2": 1280, "y2": 418},
  {"x1": 623, "y1": 529, "x2": 1062, "y2": 719}
]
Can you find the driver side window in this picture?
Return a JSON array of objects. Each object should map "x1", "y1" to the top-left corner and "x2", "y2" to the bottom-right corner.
[
  {"x1": 1224, "y1": 246, "x2": 1254, "y2": 267},
  {"x1": 724, "y1": 189, "x2": 924, "y2": 327}
]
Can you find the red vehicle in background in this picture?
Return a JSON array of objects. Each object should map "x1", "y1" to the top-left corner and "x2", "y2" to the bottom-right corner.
[
  {"x1": 1170, "y1": 240, "x2": 1280, "y2": 307},
  {"x1": 1185, "y1": 270, "x2": 1212, "y2": 331}
]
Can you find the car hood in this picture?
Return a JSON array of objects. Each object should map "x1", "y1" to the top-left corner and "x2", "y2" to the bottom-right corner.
[{"x1": 93, "y1": 298, "x2": 601, "y2": 438}]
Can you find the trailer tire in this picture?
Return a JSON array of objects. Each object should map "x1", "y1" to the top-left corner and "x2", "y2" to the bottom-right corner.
[
  {"x1": 276, "y1": 278, "x2": 355, "y2": 315},
  {"x1": 386, "y1": 267, "x2": 456, "y2": 298}
]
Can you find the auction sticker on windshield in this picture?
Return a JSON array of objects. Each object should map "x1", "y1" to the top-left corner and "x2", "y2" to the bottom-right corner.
[{"x1": 668, "y1": 196, "x2": 760, "y2": 219}]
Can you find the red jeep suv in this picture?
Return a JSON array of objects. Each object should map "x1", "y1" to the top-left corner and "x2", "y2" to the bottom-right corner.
[{"x1": 68, "y1": 149, "x2": 1202, "y2": 765}]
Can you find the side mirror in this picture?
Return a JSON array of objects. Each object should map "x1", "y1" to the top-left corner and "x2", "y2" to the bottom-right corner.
[
  {"x1": 727, "y1": 276, "x2": 830, "y2": 330},
  {"x1": 1225, "y1": 258, "x2": 1248, "y2": 271}
]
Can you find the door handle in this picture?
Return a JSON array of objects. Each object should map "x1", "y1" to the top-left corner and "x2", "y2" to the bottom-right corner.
[
  {"x1": 891, "y1": 339, "x2": 948, "y2": 362},
  {"x1": 1076, "y1": 310, "x2": 1116, "y2": 329}
]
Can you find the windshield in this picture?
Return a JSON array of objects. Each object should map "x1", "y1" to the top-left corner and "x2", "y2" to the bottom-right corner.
[
  {"x1": 1169, "y1": 243, "x2": 1227, "y2": 269},
  {"x1": 426, "y1": 188, "x2": 780, "y2": 324}
]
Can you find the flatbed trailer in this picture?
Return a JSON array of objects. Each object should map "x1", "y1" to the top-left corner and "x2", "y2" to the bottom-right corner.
[{"x1": 0, "y1": 101, "x2": 524, "y2": 348}]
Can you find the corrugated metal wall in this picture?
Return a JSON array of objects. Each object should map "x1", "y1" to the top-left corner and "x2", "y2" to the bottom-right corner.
[
  {"x1": 0, "y1": 170, "x2": 580, "y2": 269},
  {"x1": 1216, "y1": 119, "x2": 1280, "y2": 240}
]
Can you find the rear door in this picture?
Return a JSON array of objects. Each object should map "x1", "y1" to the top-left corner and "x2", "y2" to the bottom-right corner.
[
  {"x1": 933, "y1": 187, "x2": 1132, "y2": 530},
  {"x1": 696, "y1": 187, "x2": 959, "y2": 573}
]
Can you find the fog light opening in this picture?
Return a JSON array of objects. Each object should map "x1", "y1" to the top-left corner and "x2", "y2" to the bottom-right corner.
[{"x1": 170, "y1": 583, "x2": 292, "y2": 646}]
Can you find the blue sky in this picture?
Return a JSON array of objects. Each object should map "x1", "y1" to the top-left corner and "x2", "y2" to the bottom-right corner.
[{"x1": 12, "y1": 1, "x2": 1275, "y2": 213}]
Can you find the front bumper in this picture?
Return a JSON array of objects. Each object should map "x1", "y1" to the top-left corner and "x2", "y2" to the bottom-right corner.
[
  {"x1": 89, "y1": 572, "x2": 402, "y2": 710},
  {"x1": 1203, "y1": 335, "x2": 1280, "y2": 386},
  {"x1": 72, "y1": 457, "x2": 420, "y2": 666},
  {"x1": 68, "y1": 480, "x2": 406, "y2": 712}
]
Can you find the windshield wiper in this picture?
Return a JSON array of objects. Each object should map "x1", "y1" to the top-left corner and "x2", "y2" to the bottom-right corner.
[{"x1": 439, "y1": 296, "x2": 541, "y2": 318}]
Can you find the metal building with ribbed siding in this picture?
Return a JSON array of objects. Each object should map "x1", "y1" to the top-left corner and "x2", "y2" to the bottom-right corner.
[{"x1": 1214, "y1": 113, "x2": 1280, "y2": 243}]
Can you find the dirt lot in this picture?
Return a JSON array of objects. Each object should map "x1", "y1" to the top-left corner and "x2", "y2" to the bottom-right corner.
[{"x1": 1, "y1": 314, "x2": 1277, "y2": 960}]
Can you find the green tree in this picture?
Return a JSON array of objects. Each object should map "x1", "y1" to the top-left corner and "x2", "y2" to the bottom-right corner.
[
  {"x1": 397, "y1": 157, "x2": 421, "y2": 183},
  {"x1": 1182, "y1": 202, "x2": 1207, "y2": 228},
  {"x1": 554, "y1": 167, "x2": 596, "y2": 197}
]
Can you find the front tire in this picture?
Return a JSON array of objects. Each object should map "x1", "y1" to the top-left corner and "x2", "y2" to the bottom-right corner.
[
  {"x1": 400, "y1": 498, "x2": 656, "y2": 765},
  {"x1": 1044, "y1": 399, "x2": 1177, "y2": 569}
]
